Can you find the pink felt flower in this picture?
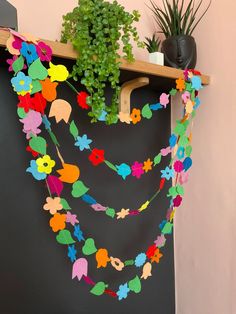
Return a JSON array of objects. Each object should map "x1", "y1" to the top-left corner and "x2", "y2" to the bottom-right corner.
[
  {"x1": 160, "y1": 93, "x2": 169, "y2": 108},
  {"x1": 36, "y1": 41, "x2": 52, "y2": 62},
  {"x1": 173, "y1": 195, "x2": 182, "y2": 207},
  {"x1": 182, "y1": 91, "x2": 190, "y2": 103},
  {"x1": 19, "y1": 110, "x2": 42, "y2": 139},
  {"x1": 173, "y1": 160, "x2": 184, "y2": 173},
  {"x1": 131, "y1": 161, "x2": 144, "y2": 179},
  {"x1": 12, "y1": 36, "x2": 23, "y2": 50},
  {"x1": 179, "y1": 172, "x2": 189, "y2": 185},
  {"x1": 161, "y1": 146, "x2": 171, "y2": 156},
  {"x1": 6, "y1": 55, "x2": 27, "y2": 72}
]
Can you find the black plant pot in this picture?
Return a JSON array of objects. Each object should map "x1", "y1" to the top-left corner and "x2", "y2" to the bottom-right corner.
[{"x1": 162, "y1": 35, "x2": 197, "y2": 69}]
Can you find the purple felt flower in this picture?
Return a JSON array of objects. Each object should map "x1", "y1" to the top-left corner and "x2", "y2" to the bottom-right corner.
[
  {"x1": 36, "y1": 41, "x2": 52, "y2": 62},
  {"x1": 131, "y1": 161, "x2": 144, "y2": 179}
]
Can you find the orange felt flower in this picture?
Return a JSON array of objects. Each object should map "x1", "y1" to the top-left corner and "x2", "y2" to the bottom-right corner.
[
  {"x1": 43, "y1": 197, "x2": 63, "y2": 215},
  {"x1": 143, "y1": 158, "x2": 153, "y2": 173},
  {"x1": 130, "y1": 108, "x2": 141, "y2": 124},
  {"x1": 150, "y1": 248, "x2": 163, "y2": 263},
  {"x1": 176, "y1": 78, "x2": 185, "y2": 92},
  {"x1": 49, "y1": 213, "x2": 66, "y2": 232},
  {"x1": 40, "y1": 78, "x2": 58, "y2": 102}
]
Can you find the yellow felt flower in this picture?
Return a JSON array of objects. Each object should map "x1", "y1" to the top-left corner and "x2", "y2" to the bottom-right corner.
[{"x1": 36, "y1": 155, "x2": 55, "y2": 174}]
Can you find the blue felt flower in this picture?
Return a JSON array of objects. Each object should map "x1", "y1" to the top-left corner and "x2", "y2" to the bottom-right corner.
[
  {"x1": 81, "y1": 194, "x2": 97, "y2": 205},
  {"x1": 98, "y1": 110, "x2": 107, "y2": 121},
  {"x1": 169, "y1": 134, "x2": 177, "y2": 148},
  {"x1": 20, "y1": 42, "x2": 38, "y2": 64},
  {"x1": 42, "y1": 115, "x2": 51, "y2": 130},
  {"x1": 68, "y1": 245, "x2": 77, "y2": 262},
  {"x1": 150, "y1": 103, "x2": 162, "y2": 111},
  {"x1": 116, "y1": 163, "x2": 131, "y2": 180},
  {"x1": 75, "y1": 134, "x2": 92, "y2": 151},
  {"x1": 135, "y1": 253, "x2": 147, "y2": 267},
  {"x1": 26, "y1": 160, "x2": 47, "y2": 180},
  {"x1": 177, "y1": 146, "x2": 185, "y2": 159},
  {"x1": 191, "y1": 76, "x2": 202, "y2": 91},
  {"x1": 74, "y1": 224, "x2": 85, "y2": 242},
  {"x1": 11, "y1": 71, "x2": 32, "y2": 93},
  {"x1": 194, "y1": 97, "x2": 201, "y2": 109},
  {"x1": 117, "y1": 283, "x2": 130, "y2": 301},
  {"x1": 161, "y1": 166, "x2": 174, "y2": 180}
]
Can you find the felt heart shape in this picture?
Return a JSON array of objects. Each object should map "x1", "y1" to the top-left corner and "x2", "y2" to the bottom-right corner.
[
  {"x1": 82, "y1": 238, "x2": 97, "y2": 255},
  {"x1": 56, "y1": 229, "x2": 75, "y2": 245},
  {"x1": 28, "y1": 58, "x2": 48, "y2": 80},
  {"x1": 128, "y1": 276, "x2": 142, "y2": 293}
]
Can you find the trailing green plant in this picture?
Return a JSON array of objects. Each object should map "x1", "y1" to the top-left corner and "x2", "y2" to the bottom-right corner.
[
  {"x1": 148, "y1": 0, "x2": 211, "y2": 38},
  {"x1": 144, "y1": 34, "x2": 161, "y2": 53},
  {"x1": 61, "y1": 0, "x2": 144, "y2": 124}
]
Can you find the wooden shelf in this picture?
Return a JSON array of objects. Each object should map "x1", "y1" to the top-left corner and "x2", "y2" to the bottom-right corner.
[{"x1": 0, "y1": 28, "x2": 210, "y2": 85}]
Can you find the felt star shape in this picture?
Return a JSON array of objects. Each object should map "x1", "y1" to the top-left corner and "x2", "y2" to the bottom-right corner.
[
  {"x1": 143, "y1": 158, "x2": 153, "y2": 173},
  {"x1": 150, "y1": 248, "x2": 163, "y2": 263},
  {"x1": 116, "y1": 208, "x2": 130, "y2": 219},
  {"x1": 66, "y1": 212, "x2": 79, "y2": 226}
]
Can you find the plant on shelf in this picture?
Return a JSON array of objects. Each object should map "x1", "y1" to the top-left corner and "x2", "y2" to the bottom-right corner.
[
  {"x1": 148, "y1": 0, "x2": 211, "y2": 69},
  {"x1": 61, "y1": 0, "x2": 144, "y2": 124},
  {"x1": 144, "y1": 34, "x2": 161, "y2": 53}
]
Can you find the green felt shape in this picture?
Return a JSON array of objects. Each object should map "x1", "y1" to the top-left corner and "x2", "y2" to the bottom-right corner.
[
  {"x1": 28, "y1": 58, "x2": 48, "y2": 80},
  {"x1": 29, "y1": 136, "x2": 47, "y2": 155},
  {"x1": 104, "y1": 160, "x2": 117, "y2": 172},
  {"x1": 17, "y1": 107, "x2": 26, "y2": 118},
  {"x1": 141, "y1": 104, "x2": 153, "y2": 119},
  {"x1": 128, "y1": 276, "x2": 142, "y2": 293},
  {"x1": 30, "y1": 79, "x2": 42, "y2": 95},
  {"x1": 185, "y1": 145, "x2": 192, "y2": 157},
  {"x1": 185, "y1": 82, "x2": 193, "y2": 92},
  {"x1": 169, "y1": 88, "x2": 177, "y2": 96},
  {"x1": 154, "y1": 153, "x2": 162, "y2": 166},
  {"x1": 105, "y1": 207, "x2": 116, "y2": 218},
  {"x1": 60, "y1": 198, "x2": 71, "y2": 210},
  {"x1": 124, "y1": 260, "x2": 135, "y2": 266},
  {"x1": 176, "y1": 185, "x2": 184, "y2": 195},
  {"x1": 12, "y1": 55, "x2": 24, "y2": 73},
  {"x1": 72, "y1": 180, "x2": 89, "y2": 198},
  {"x1": 179, "y1": 135, "x2": 189, "y2": 147},
  {"x1": 82, "y1": 238, "x2": 97, "y2": 255},
  {"x1": 69, "y1": 120, "x2": 79, "y2": 140},
  {"x1": 56, "y1": 230, "x2": 75, "y2": 245},
  {"x1": 90, "y1": 282, "x2": 108, "y2": 296},
  {"x1": 174, "y1": 123, "x2": 185, "y2": 136},
  {"x1": 192, "y1": 110, "x2": 196, "y2": 118},
  {"x1": 162, "y1": 222, "x2": 173, "y2": 235},
  {"x1": 48, "y1": 130, "x2": 60, "y2": 146},
  {"x1": 168, "y1": 186, "x2": 178, "y2": 198}
]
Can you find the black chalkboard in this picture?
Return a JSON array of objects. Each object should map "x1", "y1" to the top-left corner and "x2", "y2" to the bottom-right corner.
[{"x1": 0, "y1": 49, "x2": 175, "y2": 314}]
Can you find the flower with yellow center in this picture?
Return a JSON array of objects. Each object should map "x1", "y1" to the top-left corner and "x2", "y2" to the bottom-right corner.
[{"x1": 36, "y1": 155, "x2": 55, "y2": 174}]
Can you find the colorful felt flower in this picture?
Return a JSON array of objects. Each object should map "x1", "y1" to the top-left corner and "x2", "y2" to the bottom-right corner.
[
  {"x1": 49, "y1": 213, "x2": 66, "y2": 232},
  {"x1": 179, "y1": 171, "x2": 189, "y2": 185},
  {"x1": 12, "y1": 36, "x2": 23, "y2": 50},
  {"x1": 77, "y1": 91, "x2": 89, "y2": 109},
  {"x1": 160, "y1": 93, "x2": 169, "y2": 108},
  {"x1": 146, "y1": 244, "x2": 157, "y2": 259},
  {"x1": 11, "y1": 71, "x2": 32, "y2": 93},
  {"x1": 26, "y1": 160, "x2": 47, "y2": 180},
  {"x1": 20, "y1": 42, "x2": 38, "y2": 64},
  {"x1": 176, "y1": 78, "x2": 186, "y2": 91},
  {"x1": 161, "y1": 166, "x2": 174, "y2": 180},
  {"x1": 143, "y1": 158, "x2": 153, "y2": 173},
  {"x1": 17, "y1": 93, "x2": 34, "y2": 112},
  {"x1": 88, "y1": 148, "x2": 105, "y2": 166},
  {"x1": 154, "y1": 235, "x2": 166, "y2": 248},
  {"x1": 131, "y1": 161, "x2": 144, "y2": 179},
  {"x1": 32, "y1": 92, "x2": 47, "y2": 114},
  {"x1": 20, "y1": 110, "x2": 42, "y2": 139},
  {"x1": 43, "y1": 197, "x2": 63, "y2": 215},
  {"x1": 130, "y1": 108, "x2": 141, "y2": 124},
  {"x1": 117, "y1": 283, "x2": 130, "y2": 301},
  {"x1": 68, "y1": 245, "x2": 77, "y2": 262},
  {"x1": 173, "y1": 160, "x2": 184, "y2": 173},
  {"x1": 6, "y1": 55, "x2": 26, "y2": 72},
  {"x1": 40, "y1": 78, "x2": 58, "y2": 102},
  {"x1": 173, "y1": 195, "x2": 182, "y2": 207},
  {"x1": 73, "y1": 224, "x2": 85, "y2": 242},
  {"x1": 75, "y1": 134, "x2": 92, "y2": 151},
  {"x1": 36, "y1": 41, "x2": 52, "y2": 62},
  {"x1": 116, "y1": 208, "x2": 130, "y2": 219},
  {"x1": 66, "y1": 212, "x2": 79, "y2": 226},
  {"x1": 150, "y1": 248, "x2": 163, "y2": 263},
  {"x1": 36, "y1": 155, "x2": 55, "y2": 174},
  {"x1": 135, "y1": 253, "x2": 147, "y2": 267},
  {"x1": 177, "y1": 147, "x2": 185, "y2": 159},
  {"x1": 116, "y1": 163, "x2": 131, "y2": 180}
]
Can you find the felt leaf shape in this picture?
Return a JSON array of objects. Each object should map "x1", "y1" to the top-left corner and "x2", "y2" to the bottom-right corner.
[
  {"x1": 90, "y1": 282, "x2": 108, "y2": 296},
  {"x1": 162, "y1": 222, "x2": 173, "y2": 234},
  {"x1": 29, "y1": 136, "x2": 46, "y2": 155},
  {"x1": 96, "y1": 249, "x2": 110, "y2": 268},
  {"x1": 48, "y1": 62, "x2": 69, "y2": 82},
  {"x1": 49, "y1": 99, "x2": 72, "y2": 123},
  {"x1": 40, "y1": 78, "x2": 58, "y2": 102},
  {"x1": 169, "y1": 88, "x2": 177, "y2": 96},
  {"x1": 48, "y1": 130, "x2": 60, "y2": 146},
  {"x1": 72, "y1": 258, "x2": 88, "y2": 281},
  {"x1": 6, "y1": 34, "x2": 20, "y2": 55},
  {"x1": 105, "y1": 208, "x2": 116, "y2": 218},
  {"x1": 56, "y1": 229, "x2": 75, "y2": 245},
  {"x1": 128, "y1": 276, "x2": 142, "y2": 293},
  {"x1": 185, "y1": 145, "x2": 192, "y2": 157},
  {"x1": 141, "y1": 262, "x2": 152, "y2": 280},
  {"x1": 12, "y1": 55, "x2": 24, "y2": 74},
  {"x1": 60, "y1": 198, "x2": 71, "y2": 210},
  {"x1": 141, "y1": 104, "x2": 153, "y2": 119},
  {"x1": 28, "y1": 58, "x2": 48, "y2": 80},
  {"x1": 31, "y1": 80, "x2": 42, "y2": 95},
  {"x1": 17, "y1": 107, "x2": 26, "y2": 118},
  {"x1": 104, "y1": 160, "x2": 117, "y2": 172},
  {"x1": 82, "y1": 238, "x2": 97, "y2": 256},
  {"x1": 47, "y1": 175, "x2": 64, "y2": 196},
  {"x1": 124, "y1": 260, "x2": 135, "y2": 266},
  {"x1": 138, "y1": 201, "x2": 149, "y2": 212},
  {"x1": 69, "y1": 120, "x2": 79, "y2": 140},
  {"x1": 154, "y1": 153, "x2": 162, "y2": 166},
  {"x1": 72, "y1": 180, "x2": 89, "y2": 198},
  {"x1": 57, "y1": 163, "x2": 80, "y2": 184}
]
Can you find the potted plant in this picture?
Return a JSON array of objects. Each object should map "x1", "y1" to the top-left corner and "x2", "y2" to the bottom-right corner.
[
  {"x1": 148, "y1": 0, "x2": 211, "y2": 69},
  {"x1": 61, "y1": 0, "x2": 144, "y2": 124},
  {"x1": 145, "y1": 34, "x2": 164, "y2": 65}
]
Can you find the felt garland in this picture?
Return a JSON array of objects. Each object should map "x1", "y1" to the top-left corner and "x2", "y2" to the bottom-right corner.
[{"x1": 5, "y1": 28, "x2": 203, "y2": 300}]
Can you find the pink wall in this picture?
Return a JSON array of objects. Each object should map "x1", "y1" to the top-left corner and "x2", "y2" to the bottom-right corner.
[{"x1": 8, "y1": 0, "x2": 235, "y2": 313}]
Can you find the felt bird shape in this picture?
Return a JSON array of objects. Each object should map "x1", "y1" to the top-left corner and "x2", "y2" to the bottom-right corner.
[{"x1": 57, "y1": 163, "x2": 80, "y2": 183}]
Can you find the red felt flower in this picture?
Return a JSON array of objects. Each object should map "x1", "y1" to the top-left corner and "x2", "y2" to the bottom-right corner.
[
  {"x1": 26, "y1": 145, "x2": 39, "y2": 157},
  {"x1": 32, "y1": 92, "x2": 47, "y2": 114},
  {"x1": 88, "y1": 148, "x2": 105, "y2": 166},
  {"x1": 17, "y1": 93, "x2": 34, "y2": 113},
  {"x1": 77, "y1": 92, "x2": 89, "y2": 110},
  {"x1": 146, "y1": 244, "x2": 157, "y2": 259}
]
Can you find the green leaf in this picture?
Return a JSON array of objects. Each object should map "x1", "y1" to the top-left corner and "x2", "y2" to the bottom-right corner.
[
  {"x1": 128, "y1": 276, "x2": 142, "y2": 293},
  {"x1": 28, "y1": 58, "x2": 48, "y2": 80},
  {"x1": 69, "y1": 120, "x2": 79, "y2": 139},
  {"x1": 162, "y1": 222, "x2": 173, "y2": 235},
  {"x1": 154, "y1": 153, "x2": 162, "y2": 166},
  {"x1": 30, "y1": 79, "x2": 42, "y2": 95},
  {"x1": 185, "y1": 145, "x2": 192, "y2": 157},
  {"x1": 167, "y1": 186, "x2": 178, "y2": 198},
  {"x1": 60, "y1": 198, "x2": 71, "y2": 210},
  {"x1": 90, "y1": 282, "x2": 107, "y2": 296},
  {"x1": 56, "y1": 230, "x2": 75, "y2": 245},
  {"x1": 17, "y1": 107, "x2": 26, "y2": 118},
  {"x1": 179, "y1": 135, "x2": 189, "y2": 147},
  {"x1": 48, "y1": 130, "x2": 60, "y2": 146},
  {"x1": 105, "y1": 207, "x2": 115, "y2": 218},
  {"x1": 141, "y1": 103, "x2": 153, "y2": 119},
  {"x1": 72, "y1": 180, "x2": 89, "y2": 198},
  {"x1": 104, "y1": 160, "x2": 117, "y2": 172},
  {"x1": 124, "y1": 259, "x2": 135, "y2": 266},
  {"x1": 29, "y1": 136, "x2": 47, "y2": 155},
  {"x1": 12, "y1": 55, "x2": 24, "y2": 73},
  {"x1": 176, "y1": 185, "x2": 184, "y2": 195},
  {"x1": 169, "y1": 88, "x2": 177, "y2": 96},
  {"x1": 174, "y1": 123, "x2": 185, "y2": 136}
]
